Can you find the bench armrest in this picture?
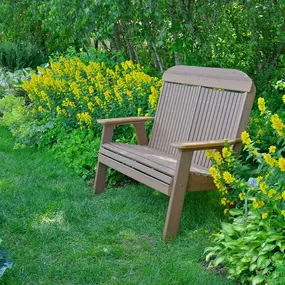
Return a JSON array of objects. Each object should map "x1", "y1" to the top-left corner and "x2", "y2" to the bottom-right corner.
[
  {"x1": 171, "y1": 139, "x2": 242, "y2": 151},
  {"x1": 97, "y1": 116, "x2": 155, "y2": 126}
]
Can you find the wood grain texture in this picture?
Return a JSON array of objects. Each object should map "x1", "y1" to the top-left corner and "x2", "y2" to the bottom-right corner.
[
  {"x1": 102, "y1": 143, "x2": 209, "y2": 176},
  {"x1": 134, "y1": 122, "x2": 148, "y2": 145},
  {"x1": 163, "y1": 151, "x2": 193, "y2": 240},
  {"x1": 149, "y1": 82, "x2": 200, "y2": 156},
  {"x1": 163, "y1": 65, "x2": 253, "y2": 92},
  {"x1": 97, "y1": 116, "x2": 154, "y2": 125},
  {"x1": 171, "y1": 139, "x2": 241, "y2": 150},
  {"x1": 99, "y1": 154, "x2": 170, "y2": 195},
  {"x1": 93, "y1": 162, "x2": 107, "y2": 194}
]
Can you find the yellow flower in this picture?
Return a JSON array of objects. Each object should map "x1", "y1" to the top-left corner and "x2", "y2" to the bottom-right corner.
[
  {"x1": 271, "y1": 114, "x2": 284, "y2": 136},
  {"x1": 213, "y1": 152, "x2": 223, "y2": 165},
  {"x1": 103, "y1": 90, "x2": 111, "y2": 102},
  {"x1": 263, "y1": 153, "x2": 277, "y2": 168},
  {"x1": 206, "y1": 149, "x2": 214, "y2": 159},
  {"x1": 261, "y1": 212, "x2": 268, "y2": 219},
  {"x1": 282, "y1": 191, "x2": 285, "y2": 200},
  {"x1": 252, "y1": 150, "x2": 258, "y2": 156},
  {"x1": 209, "y1": 167, "x2": 220, "y2": 179},
  {"x1": 275, "y1": 194, "x2": 282, "y2": 201},
  {"x1": 77, "y1": 112, "x2": 92, "y2": 129},
  {"x1": 258, "y1": 97, "x2": 266, "y2": 114},
  {"x1": 17, "y1": 106, "x2": 23, "y2": 111},
  {"x1": 149, "y1": 86, "x2": 159, "y2": 109},
  {"x1": 259, "y1": 182, "x2": 268, "y2": 194},
  {"x1": 224, "y1": 208, "x2": 229, "y2": 215},
  {"x1": 278, "y1": 157, "x2": 285, "y2": 172},
  {"x1": 269, "y1": 146, "x2": 276, "y2": 153},
  {"x1": 239, "y1": 192, "x2": 246, "y2": 201},
  {"x1": 56, "y1": 106, "x2": 62, "y2": 115},
  {"x1": 281, "y1": 210, "x2": 285, "y2": 217},
  {"x1": 220, "y1": 198, "x2": 227, "y2": 205},
  {"x1": 87, "y1": 102, "x2": 95, "y2": 112},
  {"x1": 241, "y1": 131, "x2": 251, "y2": 145},
  {"x1": 256, "y1": 176, "x2": 263, "y2": 182},
  {"x1": 222, "y1": 147, "x2": 232, "y2": 159},
  {"x1": 283, "y1": 95, "x2": 285, "y2": 104},
  {"x1": 62, "y1": 98, "x2": 75, "y2": 109},
  {"x1": 137, "y1": 107, "x2": 142, "y2": 116},
  {"x1": 223, "y1": 171, "x2": 235, "y2": 184},
  {"x1": 95, "y1": 96, "x2": 102, "y2": 107},
  {"x1": 257, "y1": 129, "x2": 263, "y2": 136},
  {"x1": 89, "y1": 86, "x2": 94, "y2": 95},
  {"x1": 253, "y1": 199, "x2": 264, "y2": 209},
  {"x1": 38, "y1": 106, "x2": 44, "y2": 112},
  {"x1": 267, "y1": 189, "x2": 276, "y2": 198}
]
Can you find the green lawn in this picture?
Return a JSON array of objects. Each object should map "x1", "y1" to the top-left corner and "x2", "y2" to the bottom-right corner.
[{"x1": 0, "y1": 127, "x2": 234, "y2": 285}]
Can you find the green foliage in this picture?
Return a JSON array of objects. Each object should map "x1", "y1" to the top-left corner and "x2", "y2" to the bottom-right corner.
[
  {"x1": 0, "y1": 0, "x2": 283, "y2": 75},
  {"x1": 50, "y1": 128, "x2": 101, "y2": 180},
  {"x1": 0, "y1": 95, "x2": 43, "y2": 148},
  {"x1": 0, "y1": 67, "x2": 33, "y2": 97},
  {"x1": 0, "y1": 42, "x2": 44, "y2": 71},
  {"x1": 248, "y1": 77, "x2": 285, "y2": 153},
  {"x1": 205, "y1": 209, "x2": 285, "y2": 284},
  {"x1": 0, "y1": 58, "x2": 160, "y2": 179},
  {"x1": 206, "y1": 93, "x2": 285, "y2": 284},
  {"x1": 50, "y1": 46, "x2": 127, "y2": 68}
]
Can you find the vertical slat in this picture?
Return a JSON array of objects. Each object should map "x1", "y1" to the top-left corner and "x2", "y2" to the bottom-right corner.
[
  {"x1": 149, "y1": 83, "x2": 200, "y2": 156},
  {"x1": 150, "y1": 81, "x2": 252, "y2": 169},
  {"x1": 189, "y1": 88, "x2": 248, "y2": 168},
  {"x1": 150, "y1": 82, "x2": 169, "y2": 149}
]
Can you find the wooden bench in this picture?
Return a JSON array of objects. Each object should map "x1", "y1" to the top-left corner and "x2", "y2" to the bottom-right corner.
[{"x1": 93, "y1": 65, "x2": 256, "y2": 240}]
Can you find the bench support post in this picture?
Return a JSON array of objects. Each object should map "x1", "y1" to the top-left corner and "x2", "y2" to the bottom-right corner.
[
  {"x1": 93, "y1": 125, "x2": 114, "y2": 194},
  {"x1": 163, "y1": 150, "x2": 193, "y2": 240}
]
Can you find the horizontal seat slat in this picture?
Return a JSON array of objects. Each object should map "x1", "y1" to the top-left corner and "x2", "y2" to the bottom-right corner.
[
  {"x1": 100, "y1": 147, "x2": 173, "y2": 184},
  {"x1": 99, "y1": 154, "x2": 171, "y2": 195},
  {"x1": 103, "y1": 143, "x2": 176, "y2": 176},
  {"x1": 101, "y1": 143, "x2": 210, "y2": 177},
  {"x1": 108, "y1": 143, "x2": 177, "y2": 170}
]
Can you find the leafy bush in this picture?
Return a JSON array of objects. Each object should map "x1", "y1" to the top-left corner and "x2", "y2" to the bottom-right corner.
[
  {"x1": 1, "y1": 58, "x2": 161, "y2": 180},
  {"x1": 205, "y1": 209, "x2": 285, "y2": 284},
  {"x1": 50, "y1": 46, "x2": 127, "y2": 69},
  {"x1": 0, "y1": 95, "x2": 40, "y2": 147},
  {"x1": 22, "y1": 58, "x2": 160, "y2": 132},
  {"x1": 205, "y1": 94, "x2": 285, "y2": 284},
  {"x1": 0, "y1": 67, "x2": 33, "y2": 98},
  {"x1": 247, "y1": 68, "x2": 285, "y2": 152},
  {"x1": 0, "y1": 41, "x2": 44, "y2": 71}
]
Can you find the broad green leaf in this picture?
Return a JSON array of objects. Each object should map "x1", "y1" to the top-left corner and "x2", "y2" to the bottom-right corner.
[
  {"x1": 252, "y1": 275, "x2": 264, "y2": 285},
  {"x1": 212, "y1": 255, "x2": 226, "y2": 267}
]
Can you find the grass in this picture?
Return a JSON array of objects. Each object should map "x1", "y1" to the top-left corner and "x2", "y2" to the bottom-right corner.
[{"x1": 0, "y1": 127, "x2": 234, "y2": 285}]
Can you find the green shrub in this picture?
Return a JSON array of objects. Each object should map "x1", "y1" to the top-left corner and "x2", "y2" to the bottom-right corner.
[
  {"x1": 205, "y1": 94, "x2": 285, "y2": 284},
  {"x1": 0, "y1": 42, "x2": 44, "y2": 71},
  {"x1": 1, "y1": 58, "x2": 161, "y2": 179},
  {"x1": 205, "y1": 209, "x2": 285, "y2": 284},
  {"x1": 50, "y1": 46, "x2": 127, "y2": 68},
  {"x1": 0, "y1": 67, "x2": 33, "y2": 99}
]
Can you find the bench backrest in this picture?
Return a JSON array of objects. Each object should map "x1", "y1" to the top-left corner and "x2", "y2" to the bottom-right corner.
[{"x1": 149, "y1": 66, "x2": 256, "y2": 168}]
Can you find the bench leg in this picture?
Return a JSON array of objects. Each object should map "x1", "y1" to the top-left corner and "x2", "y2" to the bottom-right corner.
[
  {"x1": 163, "y1": 151, "x2": 193, "y2": 241},
  {"x1": 93, "y1": 161, "x2": 108, "y2": 194}
]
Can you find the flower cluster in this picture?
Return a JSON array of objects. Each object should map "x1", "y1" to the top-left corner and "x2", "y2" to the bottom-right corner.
[
  {"x1": 22, "y1": 57, "x2": 162, "y2": 132},
  {"x1": 207, "y1": 95, "x2": 285, "y2": 221}
]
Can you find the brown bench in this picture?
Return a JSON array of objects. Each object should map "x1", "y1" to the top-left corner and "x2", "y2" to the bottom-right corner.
[{"x1": 93, "y1": 65, "x2": 256, "y2": 240}]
